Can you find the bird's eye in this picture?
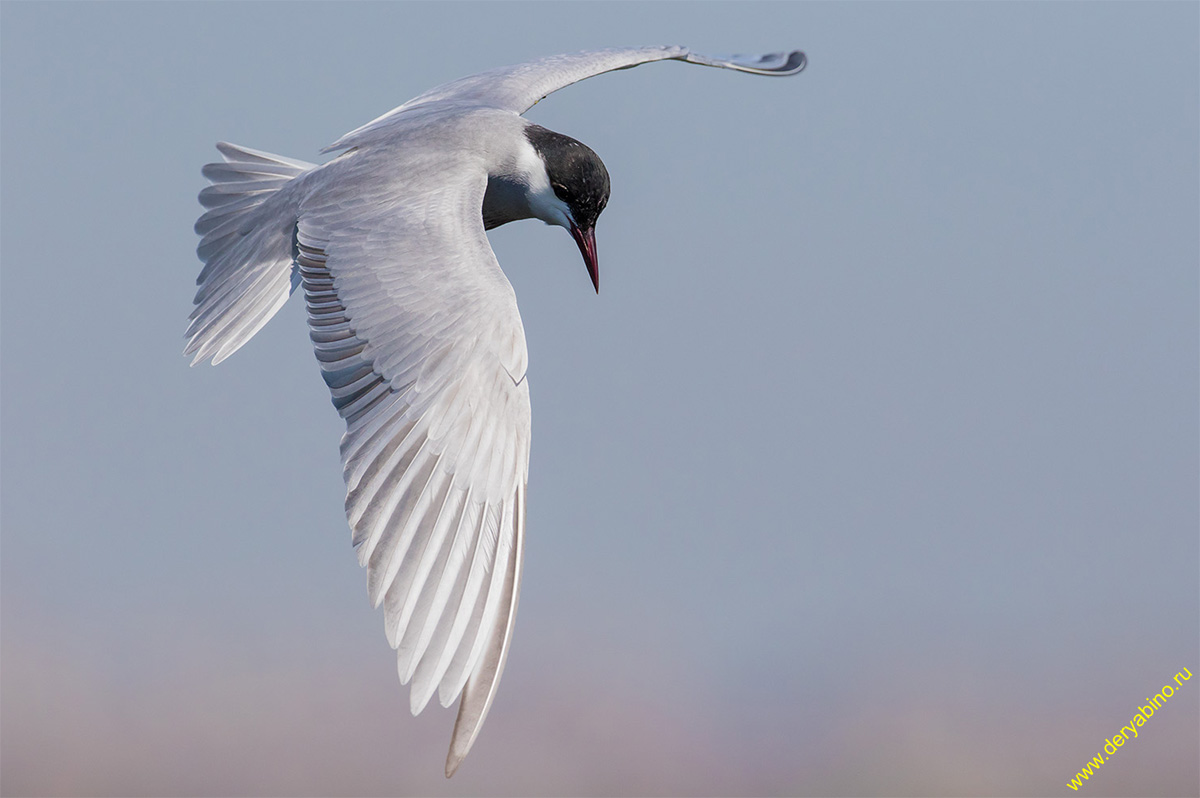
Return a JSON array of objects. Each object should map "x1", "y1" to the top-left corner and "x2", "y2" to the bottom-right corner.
[{"x1": 550, "y1": 182, "x2": 568, "y2": 199}]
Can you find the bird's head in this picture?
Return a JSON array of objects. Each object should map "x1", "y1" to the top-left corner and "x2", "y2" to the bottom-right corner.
[{"x1": 524, "y1": 125, "x2": 610, "y2": 292}]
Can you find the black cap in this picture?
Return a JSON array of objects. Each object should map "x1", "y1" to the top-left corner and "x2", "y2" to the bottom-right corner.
[{"x1": 524, "y1": 124, "x2": 610, "y2": 230}]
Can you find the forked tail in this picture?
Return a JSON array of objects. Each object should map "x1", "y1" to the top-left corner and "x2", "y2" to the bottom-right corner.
[{"x1": 186, "y1": 142, "x2": 316, "y2": 365}]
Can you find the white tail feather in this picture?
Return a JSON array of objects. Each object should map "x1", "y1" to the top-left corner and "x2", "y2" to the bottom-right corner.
[{"x1": 185, "y1": 142, "x2": 315, "y2": 365}]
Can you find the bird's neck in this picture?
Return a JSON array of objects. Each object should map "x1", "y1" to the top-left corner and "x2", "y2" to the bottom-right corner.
[{"x1": 482, "y1": 132, "x2": 571, "y2": 231}]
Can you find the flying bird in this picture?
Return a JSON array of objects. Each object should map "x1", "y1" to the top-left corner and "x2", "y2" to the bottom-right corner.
[{"x1": 186, "y1": 45, "x2": 805, "y2": 776}]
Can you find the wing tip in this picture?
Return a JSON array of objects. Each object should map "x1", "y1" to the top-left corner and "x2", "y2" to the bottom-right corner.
[
  {"x1": 731, "y1": 49, "x2": 806, "y2": 76},
  {"x1": 685, "y1": 48, "x2": 807, "y2": 77},
  {"x1": 778, "y1": 49, "x2": 807, "y2": 75},
  {"x1": 444, "y1": 687, "x2": 484, "y2": 778},
  {"x1": 445, "y1": 743, "x2": 466, "y2": 779}
]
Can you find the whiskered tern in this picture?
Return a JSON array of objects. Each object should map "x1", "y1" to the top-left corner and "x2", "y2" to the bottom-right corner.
[{"x1": 187, "y1": 46, "x2": 806, "y2": 776}]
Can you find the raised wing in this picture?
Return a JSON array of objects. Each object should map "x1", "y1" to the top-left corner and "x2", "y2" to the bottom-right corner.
[
  {"x1": 295, "y1": 131, "x2": 531, "y2": 777},
  {"x1": 324, "y1": 46, "x2": 806, "y2": 152}
]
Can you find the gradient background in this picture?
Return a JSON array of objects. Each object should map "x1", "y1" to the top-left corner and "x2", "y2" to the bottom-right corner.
[{"x1": 2, "y1": 2, "x2": 1197, "y2": 796}]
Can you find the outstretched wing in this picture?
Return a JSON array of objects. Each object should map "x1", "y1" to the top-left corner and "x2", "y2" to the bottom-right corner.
[
  {"x1": 324, "y1": 46, "x2": 806, "y2": 152},
  {"x1": 296, "y1": 131, "x2": 531, "y2": 777}
]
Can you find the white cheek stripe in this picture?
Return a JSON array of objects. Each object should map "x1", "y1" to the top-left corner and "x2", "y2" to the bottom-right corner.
[{"x1": 515, "y1": 137, "x2": 574, "y2": 229}]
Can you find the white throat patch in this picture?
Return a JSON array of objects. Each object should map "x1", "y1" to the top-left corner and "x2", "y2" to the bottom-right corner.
[{"x1": 516, "y1": 138, "x2": 574, "y2": 230}]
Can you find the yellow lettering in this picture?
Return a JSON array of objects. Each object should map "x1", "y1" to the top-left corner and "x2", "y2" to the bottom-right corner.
[{"x1": 1069, "y1": 670, "x2": 1193, "y2": 788}]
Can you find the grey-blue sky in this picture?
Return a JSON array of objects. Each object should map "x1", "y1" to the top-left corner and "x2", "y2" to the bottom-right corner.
[{"x1": 2, "y1": 2, "x2": 1196, "y2": 796}]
